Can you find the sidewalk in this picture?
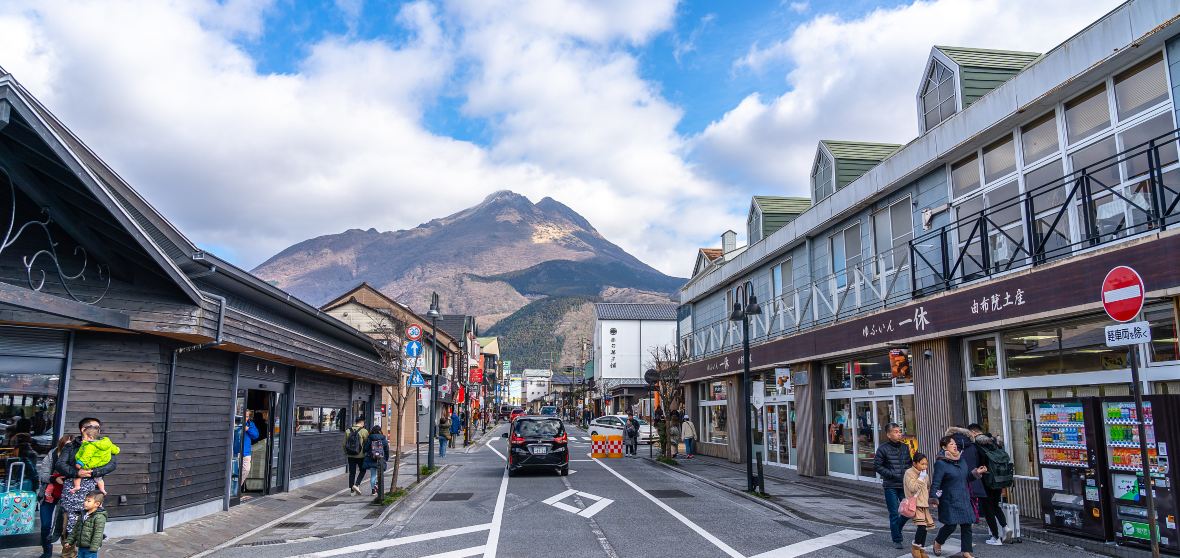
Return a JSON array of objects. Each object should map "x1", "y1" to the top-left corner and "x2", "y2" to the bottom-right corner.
[
  {"x1": 0, "y1": 447, "x2": 426, "y2": 558},
  {"x1": 657, "y1": 453, "x2": 1153, "y2": 558}
]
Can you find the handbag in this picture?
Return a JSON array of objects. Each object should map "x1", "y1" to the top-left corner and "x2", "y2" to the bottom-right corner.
[{"x1": 899, "y1": 495, "x2": 918, "y2": 518}]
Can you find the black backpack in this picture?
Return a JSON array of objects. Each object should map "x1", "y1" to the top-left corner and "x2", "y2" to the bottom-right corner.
[
  {"x1": 978, "y1": 441, "x2": 1014, "y2": 489},
  {"x1": 369, "y1": 438, "x2": 385, "y2": 461},
  {"x1": 344, "y1": 427, "x2": 363, "y2": 455}
]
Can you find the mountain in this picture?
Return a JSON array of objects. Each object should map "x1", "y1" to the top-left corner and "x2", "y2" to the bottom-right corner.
[{"x1": 252, "y1": 191, "x2": 685, "y2": 368}]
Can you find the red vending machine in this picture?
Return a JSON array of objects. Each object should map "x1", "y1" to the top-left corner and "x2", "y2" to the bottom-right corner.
[{"x1": 1033, "y1": 397, "x2": 1113, "y2": 541}]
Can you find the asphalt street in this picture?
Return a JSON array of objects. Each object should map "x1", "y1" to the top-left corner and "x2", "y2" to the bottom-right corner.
[{"x1": 201, "y1": 422, "x2": 1106, "y2": 558}]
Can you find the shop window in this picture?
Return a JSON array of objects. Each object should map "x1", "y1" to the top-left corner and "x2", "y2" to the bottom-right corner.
[
  {"x1": 703, "y1": 405, "x2": 728, "y2": 444},
  {"x1": 297, "y1": 406, "x2": 347, "y2": 433},
  {"x1": 1065, "y1": 85, "x2": 1111, "y2": 145},
  {"x1": 827, "y1": 399, "x2": 853, "y2": 475},
  {"x1": 826, "y1": 361, "x2": 851, "y2": 390},
  {"x1": 1070, "y1": 136, "x2": 1120, "y2": 188},
  {"x1": 0, "y1": 374, "x2": 58, "y2": 461},
  {"x1": 708, "y1": 380, "x2": 727, "y2": 401},
  {"x1": 1021, "y1": 111, "x2": 1060, "y2": 165},
  {"x1": 983, "y1": 135, "x2": 1017, "y2": 184},
  {"x1": 1003, "y1": 316, "x2": 1127, "y2": 378},
  {"x1": 972, "y1": 390, "x2": 1002, "y2": 437},
  {"x1": 296, "y1": 406, "x2": 320, "y2": 433},
  {"x1": 1114, "y1": 53, "x2": 1169, "y2": 122},
  {"x1": 966, "y1": 336, "x2": 999, "y2": 378},
  {"x1": 951, "y1": 155, "x2": 981, "y2": 199},
  {"x1": 1146, "y1": 302, "x2": 1179, "y2": 363}
]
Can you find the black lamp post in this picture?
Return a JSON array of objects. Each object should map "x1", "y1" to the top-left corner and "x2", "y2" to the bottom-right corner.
[
  {"x1": 426, "y1": 292, "x2": 440, "y2": 470},
  {"x1": 729, "y1": 281, "x2": 761, "y2": 493}
]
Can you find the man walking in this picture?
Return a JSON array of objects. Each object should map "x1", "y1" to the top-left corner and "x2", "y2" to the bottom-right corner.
[
  {"x1": 343, "y1": 417, "x2": 368, "y2": 495},
  {"x1": 874, "y1": 423, "x2": 913, "y2": 549}
]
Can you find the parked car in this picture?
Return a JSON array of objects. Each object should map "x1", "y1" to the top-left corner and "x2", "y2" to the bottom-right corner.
[
  {"x1": 509, "y1": 408, "x2": 527, "y2": 422},
  {"x1": 540, "y1": 406, "x2": 558, "y2": 416},
  {"x1": 497, "y1": 405, "x2": 512, "y2": 420},
  {"x1": 588, "y1": 414, "x2": 658, "y2": 444},
  {"x1": 502, "y1": 416, "x2": 568, "y2": 476}
]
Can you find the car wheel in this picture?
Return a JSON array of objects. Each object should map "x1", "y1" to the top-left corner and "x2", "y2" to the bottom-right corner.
[{"x1": 559, "y1": 465, "x2": 569, "y2": 476}]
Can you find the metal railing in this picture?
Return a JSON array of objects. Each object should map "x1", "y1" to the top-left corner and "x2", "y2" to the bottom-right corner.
[{"x1": 912, "y1": 128, "x2": 1180, "y2": 297}]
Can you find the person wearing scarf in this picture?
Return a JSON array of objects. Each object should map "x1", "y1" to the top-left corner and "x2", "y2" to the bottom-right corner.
[{"x1": 929, "y1": 435, "x2": 987, "y2": 558}]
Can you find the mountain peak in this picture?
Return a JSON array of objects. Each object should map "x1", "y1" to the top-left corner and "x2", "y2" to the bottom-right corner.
[{"x1": 480, "y1": 190, "x2": 531, "y2": 206}]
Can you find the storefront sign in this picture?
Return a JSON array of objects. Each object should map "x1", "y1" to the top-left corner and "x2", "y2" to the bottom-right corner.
[
  {"x1": 751, "y1": 381, "x2": 765, "y2": 409},
  {"x1": 682, "y1": 234, "x2": 1180, "y2": 383},
  {"x1": 1105, "y1": 321, "x2": 1153, "y2": 347},
  {"x1": 774, "y1": 368, "x2": 792, "y2": 395},
  {"x1": 469, "y1": 367, "x2": 484, "y2": 384}
]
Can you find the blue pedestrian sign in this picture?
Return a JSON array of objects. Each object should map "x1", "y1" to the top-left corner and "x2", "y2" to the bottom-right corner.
[
  {"x1": 408, "y1": 368, "x2": 426, "y2": 388},
  {"x1": 405, "y1": 340, "x2": 423, "y2": 358}
]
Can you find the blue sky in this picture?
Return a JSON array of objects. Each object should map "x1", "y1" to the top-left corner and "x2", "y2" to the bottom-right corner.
[{"x1": 0, "y1": 0, "x2": 1121, "y2": 276}]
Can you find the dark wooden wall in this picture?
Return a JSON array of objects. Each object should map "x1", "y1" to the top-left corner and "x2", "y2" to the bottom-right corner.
[
  {"x1": 290, "y1": 369, "x2": 351, "y2": 479},
  {"x1": 912, "y1": 338, "x2": 967, "y2": 459},
  {"x1": 65, "y1": 331, "x2": 168, "y2": 519},
  {"x1": 163, "y1": 348, "x2": 234, "y2": 511}
]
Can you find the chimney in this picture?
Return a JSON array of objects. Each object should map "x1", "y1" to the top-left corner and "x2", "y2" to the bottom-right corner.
[{"x1": 721, "y1": 230, "x2": 737, "y2": 254}]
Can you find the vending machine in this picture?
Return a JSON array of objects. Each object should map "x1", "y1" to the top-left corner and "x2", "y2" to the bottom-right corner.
[
  {"x1": 1033, "y1": 398, "x2": 1113, "y2": 541},
  {"x1": 1101, "y1": 396, "x2": 1180, "y2": 551}
]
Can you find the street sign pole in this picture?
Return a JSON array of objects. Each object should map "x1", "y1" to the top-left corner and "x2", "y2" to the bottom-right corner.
[{"x1": 1129, "y1": 346, "x2": 1160, "y2": 558}]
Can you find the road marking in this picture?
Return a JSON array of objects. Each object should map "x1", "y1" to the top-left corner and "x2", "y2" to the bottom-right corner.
[
  {"x1": 542, "y1": 488, "x2": 615, "y2": 518},
  {"x1": 483, "y1": 459, "x2": 510, "y2": 558},
  {"x1": 592, "y1": 457, "x2": 744, "y2": 558},
  {"x1": 487, "y1": 442, "x2": 506, "y2": 461},
  {"x1": 290, "y1": 523, "x2": 492, "y2": 557},
  {"x1": 749, "y1": 529, "x2": 871, "y2": 558},
  {"x1": 420, "y1": 545, "x2": 486, "y2": 558},
  {"x1": 543, "y1": 488, "x2": 578, "y2": 505}
]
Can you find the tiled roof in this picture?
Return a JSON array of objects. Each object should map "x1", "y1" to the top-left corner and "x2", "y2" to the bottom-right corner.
[
  {"x1": 752, "y1": 196, "x2": 810, "y2": 215},
  {"x1": 436, "y1": 315, "x2": 468, "y2": 340},
  {"x1": 699, "y1": 248, "x2": 723, "y2": 260},
  {"x1": 820, "y1": 140, "x2": 903, "y2": 161},
  {"x1": 935, "y1": 46, "x2": 1041, "y2": 71},
  {"x1": 594, "y1": 303, "x2": 678, "y2": 321}
]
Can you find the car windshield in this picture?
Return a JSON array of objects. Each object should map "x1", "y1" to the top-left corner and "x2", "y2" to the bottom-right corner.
[{"x1": 514, "y1": 419, "x2": 563, "y2": 437}]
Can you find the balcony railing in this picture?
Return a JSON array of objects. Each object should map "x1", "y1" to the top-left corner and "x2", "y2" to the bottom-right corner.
[{"x1": 911, "y1": 128, "x2": 1180, "y2": 297}]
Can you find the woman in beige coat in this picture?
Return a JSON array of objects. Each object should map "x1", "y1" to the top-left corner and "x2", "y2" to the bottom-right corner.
[{"x1": 903, "y1": 452, "x2": 935, "y2": 558}]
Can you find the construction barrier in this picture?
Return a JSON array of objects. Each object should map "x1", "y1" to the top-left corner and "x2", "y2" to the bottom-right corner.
[
  {"x1": 590, "y1": 435, "x2": 607, "y2": 458},
  {"x1": 606, "y1": 435, "x2": 624, "y2": 458}
]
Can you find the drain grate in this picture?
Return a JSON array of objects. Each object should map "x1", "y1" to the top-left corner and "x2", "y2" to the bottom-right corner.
[
  {"x1": 431, "y1": 492, "x2": 474, "y2": 501},
  {"x1": 236, "y1": 539, "x2": 286, "y2": 547},
  {"x1": 274, "y1": 521, "x2": 313, "y2": 529},
  {"x1": 647, "y1": 489, "x2": 693, "y2": 499},
  {"x1": 366, "y1": 508, "x2": 384, "y2": 519}
]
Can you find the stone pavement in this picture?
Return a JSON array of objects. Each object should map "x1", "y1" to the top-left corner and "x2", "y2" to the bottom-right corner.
[{"x1": 657, "y1": 453, "x2": 1155, "y2": 558}]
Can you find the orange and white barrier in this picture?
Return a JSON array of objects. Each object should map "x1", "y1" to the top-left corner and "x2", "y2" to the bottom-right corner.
[
  {"x1": 606, "y1": 435, "x2": 623, "y2": 458},
  {"x1": 590, "y1": 435, "x2": 607, "y2": 458}
]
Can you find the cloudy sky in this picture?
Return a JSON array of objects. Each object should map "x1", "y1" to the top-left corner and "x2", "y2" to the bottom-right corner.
[{"x1": 0, "y1": 0, "x2": 1120, "y2": 277}]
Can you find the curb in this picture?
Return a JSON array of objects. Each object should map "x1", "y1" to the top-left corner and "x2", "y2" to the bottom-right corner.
[{"x1": 193, "y1": 462, "x2": 451, "y2": 555}]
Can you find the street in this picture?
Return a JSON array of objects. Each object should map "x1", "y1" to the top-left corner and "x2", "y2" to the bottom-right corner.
[{"x1": 198, "y1": 422, "x2": 1104, "y2": 558}]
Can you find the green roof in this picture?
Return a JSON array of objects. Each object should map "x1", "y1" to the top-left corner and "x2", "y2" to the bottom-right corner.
[
  {"x1": 935, "y1": 46, "x2": 1041, "y2": 71},
  {"x1": 752, "y1": 196, "x2": 810, "y2": 215},
  {"x1": 820, "y1": 140, "x2": 902, "y2": 161}
]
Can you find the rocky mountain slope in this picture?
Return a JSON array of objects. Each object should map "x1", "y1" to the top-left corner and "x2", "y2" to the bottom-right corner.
[{"x1": 253, "y1": 190, "x2": 684, "y2": 368}]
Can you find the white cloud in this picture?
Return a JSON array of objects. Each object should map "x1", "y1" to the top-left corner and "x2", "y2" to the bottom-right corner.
[
  {"x1": 787, "y1": 2, "x2": 809, "y2": 15},
  {"x1": 0, "y1": 0, "x2": 739, "y2": 277},
  {"x1": 694, "y1": 0, "x2": 1123, "y2": 197}
]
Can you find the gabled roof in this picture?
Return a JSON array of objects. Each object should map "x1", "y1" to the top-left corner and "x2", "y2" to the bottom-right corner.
[
  {"x1": 437, "y1": 314, "x2": 469, "y2": 341},
  {"x1": 321, "y1": 282, "x2": 411, "y2": 314},
  {"x1": 594, "y1": 303, "x2": 677, "y2": 321},
  {"x1": 752, "y1": 196, "x2": 810, "y2": 215},
  {"x1": 699, "y1": 248, "x2": 723, "y2": 260},
  {"x1": 820, "y1": 140, "x2": 902, "y2": 161},
  {"x1": 477, "y1": 337, "x2": 500, "y2": 355},
  {"x1": 935, "y1": 46, "x2": 1041, "y2": 71}
]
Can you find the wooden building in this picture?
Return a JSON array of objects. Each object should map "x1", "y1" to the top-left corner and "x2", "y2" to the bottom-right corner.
[{"x1": 0, "y1": 66, "x2": 387, "y2": 545}]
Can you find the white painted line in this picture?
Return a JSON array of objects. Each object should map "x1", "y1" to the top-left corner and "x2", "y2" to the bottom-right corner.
[
  {"x1": 487, "y1": 443, "x2": 506, "y2": 461},
  {"x1": 748, "y1": 529, "x2": 871, "y2": 558},
  {"x1": 592, "y1": 458, "x2": 744, "y2": 558},
  {"x1": 578, "y1": 497, "x2": 614, "y2": 518},
  {"x1": 552, "y1": 501, "x2": 582, "y2": 514},
  {"x1": 1105, "y1": 284, "x2": 1142, "y2": 303},
  {"x1": 543, "y1": 488, "x2": 579, "y2": 505},
  {"x1": 290, "y1": 523, "x2": 492, "y2": 558},
  {"x1": 483, "y1": 462, "x2": 510, "y2": 558},
  {"x1": 420, "y1": 545, "x2": 486, "y2": 558},
  {"x1": 576, "y1": 491, "x2": 603, "y2": 502}
]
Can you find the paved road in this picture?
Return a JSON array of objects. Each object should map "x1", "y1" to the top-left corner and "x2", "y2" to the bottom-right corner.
[{"x1": 204, "y1": 422, "x2": 1102, "y2": 558}]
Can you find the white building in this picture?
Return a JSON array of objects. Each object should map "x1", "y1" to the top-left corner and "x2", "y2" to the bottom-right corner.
[
  {"x1": 592, "y1": 303, "x2": 679, "y2": 414},
  {"x1": 522, "y1": 369, "x2": 552, "y2": 407}
]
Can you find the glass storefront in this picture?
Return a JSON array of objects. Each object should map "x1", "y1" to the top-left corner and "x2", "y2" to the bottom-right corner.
[
  {"x1": 762, "y1": 369, "x2": 796, "y2": 468},
  {"x1": 698, "y1": 379, "x2": 729, "y2": 444},
  {"x1": 824, "y1": 349, "x2": 916, "y2": 481}
]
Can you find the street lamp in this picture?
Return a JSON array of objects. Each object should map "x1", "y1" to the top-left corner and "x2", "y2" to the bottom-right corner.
[
  {"x1": 426, "y1": 292, "x2": 440, "y2": 470},
  {"x1": 729, "y1": 281, "x2": 761, "y2": 493}
]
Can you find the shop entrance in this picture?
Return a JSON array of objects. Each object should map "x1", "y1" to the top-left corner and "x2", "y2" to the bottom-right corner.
[
  {"x1": 827, "y1": 394, "x2": 916, "y2": 481},
  {"x1": 231, "y1": 381, "x2": 286, "y2": 505},
  {"x1": 764, "y1": 402, "x2": 796, "y2": 467}
]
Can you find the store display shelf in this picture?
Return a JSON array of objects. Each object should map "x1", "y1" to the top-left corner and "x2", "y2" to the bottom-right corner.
[
  {"x1": 1108, "y1": 441, "x2": 1155, "y2": 448},
  {"x1": 1039, "y1": 422, "x2": 1085, "y2": 428},
  {"x1": 1038, "y1": 443, "x2": 1086, "y2": 449},
  {"x1": 1039, "y1": 459, "x2": 1087, "y2": 468}
]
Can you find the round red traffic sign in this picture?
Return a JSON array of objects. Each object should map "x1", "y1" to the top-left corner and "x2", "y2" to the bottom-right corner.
[
  {"x1": 1101, "y1": 266, "x2": 1145, "y2": 323},
  {"x1": 405, "y1": 323, "x2": 423, "y2": 341}
]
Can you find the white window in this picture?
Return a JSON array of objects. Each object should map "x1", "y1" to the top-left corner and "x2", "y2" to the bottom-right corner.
[
  {"x1": 830, "y1": 224, "x2": 861, "y2": 288},
  {"x1": 748, "y1": 208, "x2": 763, "y2": 245},
  {"x1": 813, "y1": 155, "x2": 835, "y2": 201},
  {"x1": 771, "y1": 259, "x2": 793, "y2": 300},
  {"x1": 872, "y1": 197, "x2": 914, "y2": 271},
  {"x1": 921, "y1": 59, "x2": 958, "y2": 131}
]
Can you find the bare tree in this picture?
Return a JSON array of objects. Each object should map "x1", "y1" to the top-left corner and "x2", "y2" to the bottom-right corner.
[
  {"x1": 646, "y1": 344, "x2": 685, "y2": 459},
  {"x1": 368, "y1": 311, "x2": 412, "y2": 495}
]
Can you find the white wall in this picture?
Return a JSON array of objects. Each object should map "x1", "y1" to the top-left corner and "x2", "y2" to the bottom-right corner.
[{"x1": 595, "y1": 319, "x2": 677, "y2": 380}]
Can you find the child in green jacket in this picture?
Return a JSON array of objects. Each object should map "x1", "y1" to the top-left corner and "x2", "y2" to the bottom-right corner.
[
  {"x1": 65, "y1": 492, "x2": 107, "y2": 558},
  {"x1": 72, "y1": 428, "x2": 119, "y2": 495}
]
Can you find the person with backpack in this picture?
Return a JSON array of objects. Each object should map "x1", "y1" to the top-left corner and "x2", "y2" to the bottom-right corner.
[
  {"x1": 952, "y1": 423, "x2": 1013, "y2": 545},
  {"x1": 343, "y1": 417, "x2": 369, "y2": 495},
  {"x1": 363, "y1": 426, "x2": 390, "y2": 496}
]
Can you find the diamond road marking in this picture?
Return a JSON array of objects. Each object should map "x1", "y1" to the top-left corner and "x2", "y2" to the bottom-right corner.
[{"x1": 542, "y1": 489, "x2": 614, "y2": 519}]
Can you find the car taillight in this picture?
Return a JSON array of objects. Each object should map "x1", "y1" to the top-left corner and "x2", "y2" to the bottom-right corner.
[
  {"x1": 510, "y1": 434, "x2": 525, "y2": 444},
  {"x1": 553, "y1": 433, "x2": 567, "y2": 444}
]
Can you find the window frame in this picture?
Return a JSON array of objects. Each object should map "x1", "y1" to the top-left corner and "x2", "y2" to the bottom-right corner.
[
  {"x1": 770, "y1": 258, "x2": 793, "y2": 301},
  {"x1": 920, "y1": 58, "x2": 959, "y2": 133},
  {"x1": 871, "y1": 196, "x2": 914, "y2": 273},
  {"x1": 812, "y1": 153, "x2": 835, "y2": 202},
  {"x1": 829, "y1": 222, "x2": 862, "y2": 288}
]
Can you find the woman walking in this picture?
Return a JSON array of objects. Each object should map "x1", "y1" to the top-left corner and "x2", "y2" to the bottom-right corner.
[
  {"x1": 930, "y1": 436, "x2": 987, "y2": 558},
  {"x1": 363, "y1": 426, "x2": 390, "y2": 496},
  {"x1": 681, "y1": 416, "x2": 696, "y2": 459},
  {"x1": 903, "y1": 452, "x2": 934, "y2": 558},
  {"x1": 36, "y1": 435, "x2": 73, "y2": 558},
  {"x1": 56, "y1": 418, "x2": 117, "y2": 558},
  {"x1": 438, "y1": 414, "x2": 451, "y2": 458}
]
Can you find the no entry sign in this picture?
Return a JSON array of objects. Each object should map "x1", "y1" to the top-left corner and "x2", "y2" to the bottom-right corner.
[{"x1": 1101, "y1": 266, "x2": 1145, "y2": 323}]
